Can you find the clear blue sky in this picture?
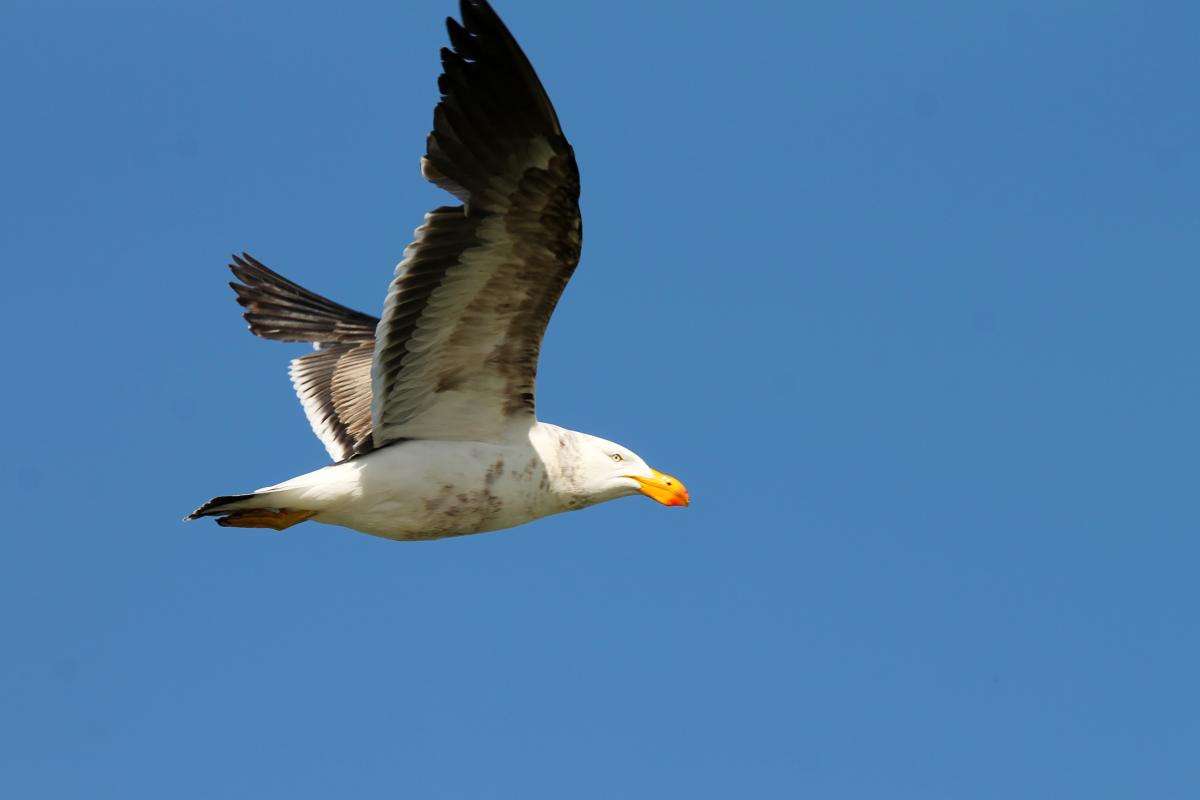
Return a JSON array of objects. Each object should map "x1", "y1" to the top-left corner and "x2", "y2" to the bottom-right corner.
[{"x1": 2, "y1": 0, "x2": 1197, "y2": 796}]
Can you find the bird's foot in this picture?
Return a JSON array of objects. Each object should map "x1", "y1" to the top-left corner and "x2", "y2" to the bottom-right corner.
[{"x1": 215, "y1": 509, "x2": 317, "y2": 531}]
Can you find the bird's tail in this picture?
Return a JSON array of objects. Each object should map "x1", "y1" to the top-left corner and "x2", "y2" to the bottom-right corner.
[{"x1": 185, "y1": 490, "x2": 316, "y2": 530}]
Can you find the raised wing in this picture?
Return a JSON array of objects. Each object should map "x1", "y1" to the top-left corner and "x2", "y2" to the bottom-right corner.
[{"x1": 370, "y1": 0, "x2": 582, "y2": 445}]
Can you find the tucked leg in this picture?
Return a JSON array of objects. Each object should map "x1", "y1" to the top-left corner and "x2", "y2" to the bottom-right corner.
[{"x1": 216, "y1": 509, "x2": 317, "y2": 531}]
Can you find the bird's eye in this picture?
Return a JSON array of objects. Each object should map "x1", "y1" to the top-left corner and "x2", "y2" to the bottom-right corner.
[{"x1": 610, "y1": 453, "x2": 624, "y2": 462}]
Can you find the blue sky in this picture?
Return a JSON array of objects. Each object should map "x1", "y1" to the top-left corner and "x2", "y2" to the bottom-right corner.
[{"x1": 2, "y1": 0, "x2": 1198, "y2": 796}]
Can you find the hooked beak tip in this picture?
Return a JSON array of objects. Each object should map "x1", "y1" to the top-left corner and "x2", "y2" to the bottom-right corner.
[{"x1": 631, "y1": 468, "x2": 689, "y2": 507}]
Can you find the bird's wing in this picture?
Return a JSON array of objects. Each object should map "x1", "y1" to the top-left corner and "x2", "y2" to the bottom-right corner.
[
  {"x1": 370, "y1": 0, "x2": 582, "y2": 445},
  {"x1": 229, "y1": 254, "x2": 379, "y2": 461}
]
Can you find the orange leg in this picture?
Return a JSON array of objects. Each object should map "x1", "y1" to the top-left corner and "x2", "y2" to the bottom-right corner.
[{"x1": 216, "y1": 509, "x2": 317, "y2": 531}]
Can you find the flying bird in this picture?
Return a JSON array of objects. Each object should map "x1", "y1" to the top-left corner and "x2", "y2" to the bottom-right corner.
[{"x1": 186, "y1": 0, "x2": 688, "y2": 541}]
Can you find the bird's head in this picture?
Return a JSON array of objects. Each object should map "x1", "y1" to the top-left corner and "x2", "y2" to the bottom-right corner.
[{"x1": 572, "y1": 432, "x2": 690, "y2": 508}]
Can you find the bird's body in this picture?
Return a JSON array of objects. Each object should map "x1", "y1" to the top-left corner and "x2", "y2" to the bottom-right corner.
[
  {"x1": 210, "y1": 425, "x2": 621, "y2": 541},
  {"x1": 312, "y1": 431, "x2": 560, "y2": 540},
  {"x1": 187, "y1": 0, "x2": 687, "y2": 541}
]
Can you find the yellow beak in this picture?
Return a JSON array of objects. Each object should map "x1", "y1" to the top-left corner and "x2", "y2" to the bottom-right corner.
[{"x1": 629, "y1": 468, "x2": 690, "y2": 507}]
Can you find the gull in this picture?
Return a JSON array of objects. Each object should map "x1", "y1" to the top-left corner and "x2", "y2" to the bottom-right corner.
[{"x1": 187, "y1": 0, "x2": 688, "y2": 540}]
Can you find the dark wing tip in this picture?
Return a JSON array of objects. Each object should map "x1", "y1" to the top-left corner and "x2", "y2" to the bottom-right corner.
[
  {"x1": 223, "y1": 253, "x2": 378, "y2": 344},
  {"x1": 445, "y1": 17, "x2": 475, "y2": 57},
  {"x1": 460, "y1": 0, "x2": 498, "y2": 31},
  {"x1": 424, "y1": 0, "x2": 570, "y2": 205}
]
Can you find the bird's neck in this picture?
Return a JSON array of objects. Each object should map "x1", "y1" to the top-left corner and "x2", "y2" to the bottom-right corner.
[{"x1": 529, "y1": 422, "x2": 591, "y2": 504}]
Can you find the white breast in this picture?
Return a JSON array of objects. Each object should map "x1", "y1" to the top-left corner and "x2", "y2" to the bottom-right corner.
[{"x1": 295, "y1": 435, "x2": 567, "y2": 540}]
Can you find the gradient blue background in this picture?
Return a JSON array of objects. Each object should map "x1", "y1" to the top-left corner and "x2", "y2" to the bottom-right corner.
[{"x1": 2, "y1": 1, "x2": 1197, "y2": 796}]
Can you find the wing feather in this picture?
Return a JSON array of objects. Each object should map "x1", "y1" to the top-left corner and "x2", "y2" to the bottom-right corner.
[
  {"x1": 228, "y1": 254, "x2": 378, "y2": 461},
  {"x1": 222, "y1": 1, "x2": 582, "y2": 456},
  {"x1": 289, "y1": 344, "x2": 374, "y2": 461},
  {"x1": 370, "y1": 0, "x2": 582, "y2": 445}
]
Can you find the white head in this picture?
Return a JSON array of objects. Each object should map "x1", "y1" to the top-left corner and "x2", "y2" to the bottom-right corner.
[{"x1": 559, "y1": 430, "x2": 690, "y2": 508}]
